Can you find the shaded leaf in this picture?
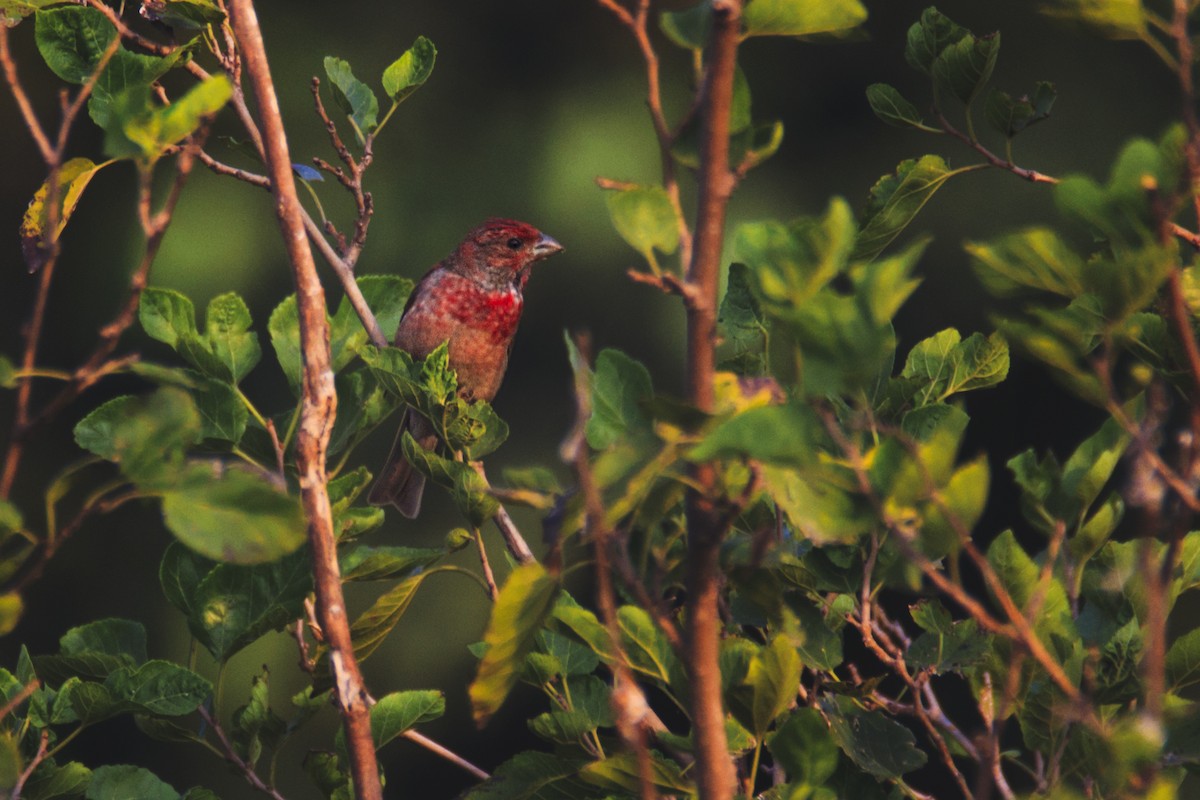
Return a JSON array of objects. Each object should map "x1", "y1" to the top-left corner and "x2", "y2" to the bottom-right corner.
[
  {"x1": 324, "y1": 56, "x2": 378, "y2": 134},
  {"x1": 865, "y1": 83, "x2": 929, "y2": 130},
  {"x1": 854, "y1": 155, "x2": 961, "y2": 262},
  {"x1": 820, "y1": 696, "x2": 926, "y2": 778},
  {"x1": 470, "y1": 563, "x2": 561, "y2": 726}
]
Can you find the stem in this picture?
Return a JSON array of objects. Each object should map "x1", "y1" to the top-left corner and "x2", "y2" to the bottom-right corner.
[
  {"x1": 224, "y1": 3, "x2": 381, "y2": 799},
  {"x1": 684, "y1": 3, "x2": 742, "y2": 799}
]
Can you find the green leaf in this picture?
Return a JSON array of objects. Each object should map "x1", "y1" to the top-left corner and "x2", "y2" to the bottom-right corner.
[
  {"x1": 20, "y1": 760, "x2": 92, "y2": 800},
  {"x1": 736, "y1": 198, "x2": 856, "y2": 308},
  {"x1": 579, "y1": 751, "x2": 692, "y2": 795},
  {"x1": 470, "y1": 563, "x2": 561, "y2": 726},
  {"x1": 1041, "y1": 0, "x2": 1146, "y2": 39},
  {"x1": 1167, "y1": 627, "x2": 1200, "y2": 691},
  {"x1": 603, "y1": 185, "x2": 679, "y2": 269},
  {"x1": 768, "y1": 707, "x2": 841, "y2": 788},
  {"x1": 966, "y1": 227, "x2": 1086, "y2": 299},
  {"x1": 340, "y1": 544, "x2": 444, "y2": 582},
  {"x1": 0, "y1": 594, "x2": 22, "y2": 637},
  {"x1": 0, "y1": 733, "x2": 20, "y2": 792},
  {"x1": 20, "y1": 157, "x2": 107, "y2": 273},
  {"x1": 538, "y1": 629, "x2": 600, "y2": 677},
  {"x1": 86, "y1": 764, "x2": 179, "y2": 800},
  {"x1": 786, "y1": 598, "x2": 845, "y2": 670},
  {"x1": 854, "y1": 155, "x2": 960, "y2": 262},
  {"x1": 192, "y1": 377, "x2": 248, "y2": 444},
  {"x1": 900, "y1": 329, "x2": 1009, "y2": 406},
  {"x1": 61, "y1": 618, "x2": 146, "y2": 663},
  {"x1": 74, "y1": 389, "x2": 200, "y2": 486},
  {"x1": 820, "y1": 696, "x2": 926, "y2": 778},
  {"x1": 904, "y1": 7, "x2": 968, "y2": 74},
  {"x1": 323, "y1": 56, "x2": 379, "y2": 135},
  {"x1": 381, "y1": 36, "x2": 436, "y2": 102},
  {"x1": 105, "y1": 660, "x2": 211, "y2": 716},
  {"x1": 932, "y1": 32, "x2": 1000, "y2": 106},
  {"x1": 719, "y1": 262, "x2": 770, "y2": 374},
  {"x1": 741, "y1": 0, "x2": 867, "y2": 38},
  {"x1": 365, "y1": 690, "x2": 445, "y2": 749},
  {"x1": 35, "y1": 7, "x2": 114, "y2": 84},
  {"x1": 617, "y1": 606, "x2": 677, "y2": 684},
  {"x1": 118, "y1": 76, "x2": 232, "y2": 161},
  {"x1": 140, "y1": 287, "x2": 199, "y2": 349},
  {"x1": 0, "y1": 0, "x2": 58, "y2": 27},
  {"x1": 202, "y1": 293, "x2": 261, "y2": 384},
  {"x1": 744, "y1": 634, "x2": 802, "y2": 736},
  {"x1": 458, "y1": 752, "x2": 592, "y2": 800},
  {"x1": 186, "y1": 547, "x2": 312, "y2": 662},
  {"x1": 690, "y1": 403, "x2": 817, "y2": 466},
  {"x1": 865, "y1": 83, "x2": 928, "y2": 130},
  {"x1": 231, "y1": 668, "x2": 285, "y2": 768},
  {"x1": 267, "y1": 294, "x2": 302, "y2": 394},
  {"x1": 399, "y1": 434, "x2": 499, "y2": 526},
  {"x1": 987, "y1": 529, "x2": 1074, "y2": 643},
  {"x1": 161, "y1": 463, "x2": 305, "y2": 565},
  {"x1": 586, "y1": 349, "x2": 655, "y2": 449},
  {"x1": 985, "y1": 81, "x2": 1057, "y2": 138},
  {"x1": 328, "y1": 275, "x2": 413, "y2": 372},
  {"x1": 349, "y1": 571, "x2": 436, "y2": 662},
  {"x1": 141, "y1": 0, "x2": 225, "y2": 29},
  {"x1": 659, "y1": 3, "x2": 711, "y2": 49},
  {"x1": 906, "y1": 599, "x2": 990, "y2": 673}
]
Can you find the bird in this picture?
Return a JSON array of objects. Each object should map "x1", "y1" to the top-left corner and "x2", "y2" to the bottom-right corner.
[{"x1": 368, "y1": 219, "x2": 563, "y2": 517}]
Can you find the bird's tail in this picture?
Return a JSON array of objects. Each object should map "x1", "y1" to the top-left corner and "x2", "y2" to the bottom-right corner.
[{"x1": 368, "y1": 408, "x2": 438, "y2": 518}]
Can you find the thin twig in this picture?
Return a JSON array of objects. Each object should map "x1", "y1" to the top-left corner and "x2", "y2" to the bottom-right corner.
[
  {"x1": 0, "y1": 679, "x2": 39, "y2": 724},
  {"x1": 402, "y1": 730, "x2": 490, "y2": 781},
  {"x1": 225, "y1": 3, "x2": 381, "y2": 798},
  {"x1": 565, "y1": 332, "x2": 659, "y2": 800},
  {"x1": 198, "y1": 705, "x2": 289, "y2": 800},
  {"x1": 11, "y1": 728, "x2": 50, "y2": 799},
  {"x1": 472, "y1": 526, "x2": 499, "y2": 601},
  {"x1": 0, "y1": 27, "x2": 53, "y2": 162}
]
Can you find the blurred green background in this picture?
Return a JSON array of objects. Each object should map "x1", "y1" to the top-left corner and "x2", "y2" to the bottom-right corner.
[{"x1": 0, "y1": 1, "x2": 1178, "y2": 796}]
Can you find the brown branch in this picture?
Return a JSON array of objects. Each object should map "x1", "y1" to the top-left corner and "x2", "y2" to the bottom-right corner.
[
  {"x1": 0, "y1": 678, "x2": 39, "y2": 724},
  {"x1": 224, "y1": 4, "x2": 381, "y2": 800},
  {"x1": 625, "y1": 269, "x2": 702, "y2": 307},
  {"x1": 472, "y1": 525, "x2": 500, "y2": 601},
  {"x1": 11, "y1": 728, "x2": 50, "y2": 799},
  {"x1": 0, "y1": 27, "x2": 53, "y2": 162},
  {"x1": 595, "y1": 0, "x2": 692, "y2": 270},
  {"x1": 566, "y1": 332, "x2": 659, "y2": 800},
  {"x1": 401, "y1": 730, "x2": 490, "y2": 781},
  {"x1": 198, "y1": 705, "x2": 289, "y2": 800},
  {"x1": 682, "y1": 3, "x2": 742, "y2": 798}
]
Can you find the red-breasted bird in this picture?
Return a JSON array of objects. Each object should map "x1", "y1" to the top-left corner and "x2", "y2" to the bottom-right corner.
[{"x1": 368, "y1": 219, "x2": 563, "y2": 517}]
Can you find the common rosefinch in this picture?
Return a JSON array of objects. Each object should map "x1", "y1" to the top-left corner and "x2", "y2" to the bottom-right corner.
[{"x1": 368, "y1": 219, "x2": 563, "y2": 517}]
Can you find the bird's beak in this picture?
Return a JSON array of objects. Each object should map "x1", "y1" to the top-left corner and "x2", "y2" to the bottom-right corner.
[{"x1": 532, "y1": 233, "x2": 564, "y2": 261}]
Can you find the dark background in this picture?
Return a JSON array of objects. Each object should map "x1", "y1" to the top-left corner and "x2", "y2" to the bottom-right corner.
[{"x1": 0, "y1": 1, "x2": 1177, "y2": 796}]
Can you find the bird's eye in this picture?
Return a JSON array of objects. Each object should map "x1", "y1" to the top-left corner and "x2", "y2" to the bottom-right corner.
[{"x1": 506, "y1": 237, "x2": 523, "y2": 250}]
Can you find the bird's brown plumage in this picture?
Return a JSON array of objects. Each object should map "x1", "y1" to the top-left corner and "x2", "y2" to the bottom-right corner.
[{"x1": 368, "y1": 219, "x2": 563, "y2": 517}]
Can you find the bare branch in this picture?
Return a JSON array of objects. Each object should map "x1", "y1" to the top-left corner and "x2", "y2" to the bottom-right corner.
[{"x1": 225, "y1": 3, "x2": 381, "y2": 798}]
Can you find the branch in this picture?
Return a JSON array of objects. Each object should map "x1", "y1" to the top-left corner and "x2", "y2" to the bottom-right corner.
[
  {"x1": 224, "y1": 3, "x2": 381, "y2": 799},
  {"x1": 682, "y1": 2, "x2": 742, "y2": 798},
  {"x1": 198, "y1": 705, "x2": 289, "y2": 800}
]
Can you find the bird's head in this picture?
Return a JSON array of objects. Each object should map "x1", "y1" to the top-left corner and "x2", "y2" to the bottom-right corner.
[{"x1": 454, "y1": 218, "x2": 563, "y2": 289}]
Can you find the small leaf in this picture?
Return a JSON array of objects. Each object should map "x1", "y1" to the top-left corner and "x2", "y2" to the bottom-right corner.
[
  {"x1": 820, "y1": 696, "x2": 926, "y2": 778},
  {"x1": 768, "y1": 707, "x2": 841, "y2": 788},
  {"x1": 586, "y1": 349, "x2": 655, "y2": 449},
  {"x1": 34, "y1": 7, "x2": 114, "y2": 84},
  {"x1": 203, "y1": 292, "x2": 261, "y2": 384},
  {"x1": 617, "y1": 606, "x2": 678, "y2": 684},
  {"x1": 104, "y1": 660, "x2": 211, "y2": 716},
  {"x1": 140, "y1": 0, "x2": 225, "y2": 29},
  {"x1": 603, "y1": 185, "x2": 679, "y2": 270},
  {"x1": 985, "y1": 81, "x2": 1057, "y2": 138},
  {"x1": 363, "y1": 690, "x2": 444, "y2": 749},
  {"x1": 932, "y1": 32, "x2": 1001, "y2": 106},
  {"x1": 382, "y1": 36, "x2": 436, "y2": 102},
  {"x1": 904, "y1": 7, "x2": 968, "y2": 74},
  {"x1": 161, "y1": 463, "x2": 305, "y2": 565},
  {"x1": 1041, "y1": 0, "x2": 1146, "y2": 39},
  {"x1": 73, "y1": 389, "x2": 201, "y2": 486},
  {"x1": 231, "y1": 668, "x2": 285, "y2": 767},
  {"x1": 741, "y1": 0, "x2": 867, "y2": 39},
  {"x1": 20, "y1": 157, "x2": 106, "y2": 273},
  {"x1": 900, "y1": 329, "x2": 1010, "y2": 406},
  {"x1": 719, "y1": 262, "x2": 770, "y2": 374},
  {"x1": 350, "y1": 571, "x2": 436, "y2": 662},
  {"x1": 399, "y1": 434, "x2": 499, "y2": 526},
  {"x1": 86, "y1": 764, "x2": 179, "y2": 800},
  {"x1": 119, "y1": 75, "x2": 232, "y2": 161},
  {"x1": 1167, "y1": 627, "x2": 1200, "y2": 691},
  {"x1": 340, "y1": 544, "x2": 444, "y2": 582},
  {"x1": 744, "y1": 634, "x2": 802, "y2": 736},
  {"x1": 865, "y1": 83, "x2": 928, "y2": 130},
  {"x1": 659, "y1": 3, "x2": 711, "y2": 49},
  {"x1": 188, "y1": 547, "x2": 312, "y2": 662},
  {"x1": 324, "y1": 56, "x2": 379, "y2": 135},
  {"x1": 470, "y1": 563, "x2": 561, "y2": 726},
  {"x1": 690, "y1": 404, "x2": 816, "y2": 467},
  {"x1": 854, "y1": 155, "x2": 961, "y2": 262},
  {"x1": 267, "y1": 294, "x2": 302, "y2": 394}
]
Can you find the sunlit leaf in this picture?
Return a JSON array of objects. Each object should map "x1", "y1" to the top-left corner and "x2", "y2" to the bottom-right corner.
[{"x1": 382, "y1": 36, "x2": 436, "y2": 102}]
